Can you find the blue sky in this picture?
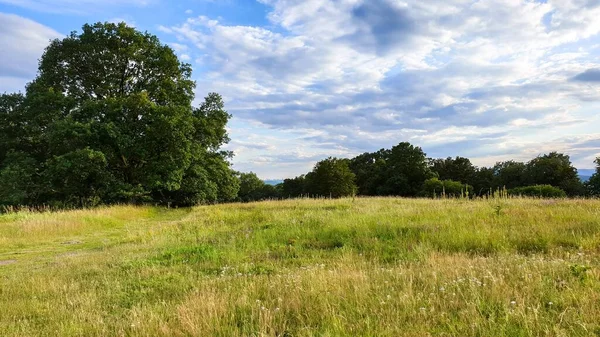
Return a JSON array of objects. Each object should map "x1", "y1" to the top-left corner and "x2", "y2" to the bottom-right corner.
[{"x1": 1, "y1": 0, "x2": 600, "y2": 179}]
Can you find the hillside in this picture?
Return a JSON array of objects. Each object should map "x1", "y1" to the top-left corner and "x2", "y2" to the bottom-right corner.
[
  {"x1": 578, "y1": 169, "x2": 595, "y2": 182},
  {"x1": 1, "y1": 198, "x2": 599, "y2": 336}
]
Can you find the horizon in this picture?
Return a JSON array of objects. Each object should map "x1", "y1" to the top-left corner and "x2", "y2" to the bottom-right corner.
[
  {"x1": 261, "y1": 165, "x2": 597, "y2": 182},
  {"x1": 1, "y1": 0, "x2": 599, "y2": 180}
]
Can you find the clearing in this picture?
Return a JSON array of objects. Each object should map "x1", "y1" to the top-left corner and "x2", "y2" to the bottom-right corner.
[{"x1": 0, "y1": 198, "x2": 599, "y2": 336}]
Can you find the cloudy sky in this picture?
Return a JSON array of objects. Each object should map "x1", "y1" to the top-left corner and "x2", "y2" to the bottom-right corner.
[{"x1": 1, "y1": 0, "x2": 600, "y2": 179}]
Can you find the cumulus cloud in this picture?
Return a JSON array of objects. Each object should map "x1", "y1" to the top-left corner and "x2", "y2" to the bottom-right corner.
[
  {"x1": 3, "y1": 1, "x2": 600, "y2": 178},
  {"x1": 0, "y1": 13, "x2": 61, "y2": 92},
  {"x1": 158, "y1": 0, "x2": 600, "y2": 177}
]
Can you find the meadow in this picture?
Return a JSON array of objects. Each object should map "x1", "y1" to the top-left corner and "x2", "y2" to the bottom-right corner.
[{"x1": 0, "y1": 197, "x2": 599, "y2": 336}]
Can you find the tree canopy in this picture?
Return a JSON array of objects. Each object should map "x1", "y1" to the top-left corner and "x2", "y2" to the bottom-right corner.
[
  {"x1": 586, "y1": 158, "x2": 600, "y2": 196},
  {"x1": 305, "y1": 158, "x2": 356, "y2": 198},
  {"x1": 348, "y1": 143, "x2": 433, "y2": 196},
  {"x1": 0, "y1": 22, "x2": 238, "y2": 207},
  {"x1": 430, "y1": 156, "x2": 476, "y2": 186},
  {"x1": 281, "y1": 143, "x2": 590, "y2": 200}
]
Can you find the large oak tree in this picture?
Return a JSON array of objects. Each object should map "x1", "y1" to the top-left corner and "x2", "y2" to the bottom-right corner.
[{"x1": 0, "y1": 22, "x2": 238, "y2": 207}]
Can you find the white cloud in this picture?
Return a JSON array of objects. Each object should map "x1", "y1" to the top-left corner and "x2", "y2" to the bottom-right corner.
[
  {"x1": 0, "y1": 13, "x2": 62, "y2": 92},
  {"x1": 3, "y1": 1, "x2": 599, "y2": 177},
  {"x1": 160, "y1": 0, "x2": 600, "y2": 176}
]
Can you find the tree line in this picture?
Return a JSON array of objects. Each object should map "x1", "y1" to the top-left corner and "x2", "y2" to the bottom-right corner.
[
  {"x1": 1, "y1": 22, "x2": 599, "y2": 209},
  {"x1": 238, "y1": 144, "x2": 600, "y2": 201}
]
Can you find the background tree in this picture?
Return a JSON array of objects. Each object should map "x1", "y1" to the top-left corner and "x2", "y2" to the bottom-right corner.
[
  {"x1": 238, "y1": 172, "x2": 271, "y2": 202},
  {"x1": 429, "y1": 156, "x2": 476, "y2": 186},
  {"x1": 585, "y1": 158, "x2": 600, "y2": 196},
  {"x1": 349, "y1": 150, "x2": 388, "y2": 195},
  {"x1": 508, "y1": 185, "x2": 567, "y2": 198},
  {"x1": 492, "y1": 161, "x2": 527, "y2": 189},
  {"x1": 378, "y1": 142, "x2": 434, "y2": 196},
  {"x1": 421, "y1": 178, "x2": 473, "y2": 198},
  {"x1": 281, "y1": 175, "x2": 306, "y2": 198},
  {"x1": 305, "y1": 158, "x2": 356, "y2": 198},
  {"x1": 524, "y1": 152, "x2": 584, "y2": 196},
  {"x1": 472, "y1": 167, "x2": 494, "y2": 195}
]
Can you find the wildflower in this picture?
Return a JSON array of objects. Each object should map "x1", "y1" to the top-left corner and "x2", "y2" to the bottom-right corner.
[{"x1": 439, "y1": 286, "x2": 445, "y2": 292}]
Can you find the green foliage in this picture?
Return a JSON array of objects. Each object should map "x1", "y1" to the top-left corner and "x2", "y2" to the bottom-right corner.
[
  {"x1": 238, "y1": 172, "x2": 265, "y2": 202},
  {"x1": 305, "y1": 157, "x2": 356, "y2": 198},
  {"x1": 524, "y1": 152, "x2": 584, "y2": 196},
  {"x1": 0, "y1": 94, "x2": 27, "y2": 164},
  {"x1": 570, "y1": 264, "x2": 591, "y2": 281},
  {"x1": 0, "y1": 22, "x2": 236, "y2": 208},
  {"x1": 349, "y1": 142, "x2": 433, "y2": 196},
  {"x1": 482, "y1": 154, "x2": 585, "y2": 197},
  {"x1": 380, "y1": 142, "x2": 435, "y2": 196},
  {"x1": 348, "y1": 150, "x2": 388, "y2": 195},
  {"x1": 0, "y1": 152, "x2": 38, "y2": 206},
  {"x1": 493, "y1": 160, "x2": 527, "y2": 189},
  {"x1": 586, "y1": 158, "x2": 600, "y2": 196},
  {"x1": 508, "y1": 185, "x2": 567, "y2": 198},
  {"x1": 421, "y1": 178, "x2": 473, "y2": 198},
  {"x1": 42, "y1": 149, "x2": 109, "y2": 207},
  {"x1": 237, "y1": 172, "x2": 280, "y2": 202},
  {"x1": 429, "y1": 156, "x2": 476, "y2": 186},
  {"x1": 472, "y1": 167, "x2": 495, "y2": 195},
  {"x1": 281, "y1": 175, "x2": 306, "y2": 198}
]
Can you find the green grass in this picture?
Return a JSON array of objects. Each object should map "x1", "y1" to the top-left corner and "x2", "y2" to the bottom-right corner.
[{"x1": 1, "y1": 198, "x2": 599, "y2": 336}]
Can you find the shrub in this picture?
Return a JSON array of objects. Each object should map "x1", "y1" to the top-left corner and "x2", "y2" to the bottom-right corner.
[
  {"x1": 421, "y1": 178, "x2": 473, "y2": 198},
  {"x1": 508, "y1": 185, "x2": 566, "y2": 198}
]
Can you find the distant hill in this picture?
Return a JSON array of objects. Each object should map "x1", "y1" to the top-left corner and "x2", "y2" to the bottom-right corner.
[
  {"x1": 578, "y1": 169, "x2": 595, "y2": 182},
  {"x1": 264, "y1": 179, "x2": 283, "y2": 186}
]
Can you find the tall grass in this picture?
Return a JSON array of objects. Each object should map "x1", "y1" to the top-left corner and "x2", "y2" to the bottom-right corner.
[{"x1": 0, "y1": 198, "x2": 599, "y2": 336}]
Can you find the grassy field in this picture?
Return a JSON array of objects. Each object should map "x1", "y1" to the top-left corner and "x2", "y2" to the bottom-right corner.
[{"x1": 0, "y1": 198, "x2": 599, "y2": 336}]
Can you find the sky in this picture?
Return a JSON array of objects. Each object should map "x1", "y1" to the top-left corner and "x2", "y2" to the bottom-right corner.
[{"x1": 1, "y1": 0, "x2": 600, "y2": 179}]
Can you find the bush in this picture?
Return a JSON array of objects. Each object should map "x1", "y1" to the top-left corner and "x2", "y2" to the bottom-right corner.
[
  {"x1": 508, "y1": 185, "x2": 566, "y2": 198},
  {"x1": 421, "y1": 178, "x2": 473, "y2": 198}
]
